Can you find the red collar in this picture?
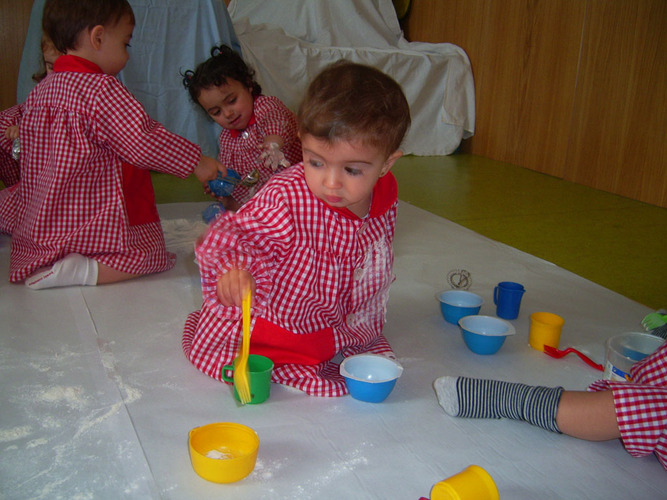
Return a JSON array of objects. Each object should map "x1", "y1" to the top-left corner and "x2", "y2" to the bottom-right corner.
[
  {"x1": 229, "y1": 115, "x2": 257, "y2": 138},
  {"x1": 53, "y1": 54, "x2": 103, "y2": 74},
  {"x1": 329, "y1": 172, "x2": 398, "y2": 220}
]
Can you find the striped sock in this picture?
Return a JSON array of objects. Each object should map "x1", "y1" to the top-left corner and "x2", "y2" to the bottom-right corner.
[
  {"x1": 434, "y1": 376, "x2": 563, "y2": 433},
  {"x1": 650, "y1": 324, "x2": 667, "y2": 340}
]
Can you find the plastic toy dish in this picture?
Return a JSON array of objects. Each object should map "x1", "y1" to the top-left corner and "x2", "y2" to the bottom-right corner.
[
  {"x1": 604, "y1": 332, "x2": 665, "y2": 381},
  {"x1": 340, "y1": 354, "x2": 403, "y2": 403},
  {"x1": 202, "y1": 202, "x2": 226, "y2": 224},
  {"x1": 188, "y1": 422, "x2": 260, "y2": 483},
  {"x1": 437, "y1": 290, "x2": 483, "y2": 325},
  {"x1": 207, "y1": 169, "x2": 242, "y2": 198},
  {"x1": 458, "y1": 315, "x2": 516, "y2": 355}
]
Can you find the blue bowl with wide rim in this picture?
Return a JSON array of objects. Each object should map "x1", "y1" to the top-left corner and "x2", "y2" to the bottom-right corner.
[
  {"x1": 340, "y1": 354, "x2": 403, "y2": 403},
  {"x1": 459, "y1": 315, "x2": 516, "y2": 355},
  {"x1": 437, "y1": 290, "x2": 484, "y2": 325}
]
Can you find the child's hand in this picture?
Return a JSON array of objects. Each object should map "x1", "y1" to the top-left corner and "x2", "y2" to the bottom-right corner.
[
  {"x1": 5, "y1": 125, "x2": 19, "y2": 141},
  {"x1": 194, "y1": 156, "x2": 226, "y2": 184},
  {"x1": 259, "y1": 141, "x2": 290, "y2": 171},
  {"x1": 216, "y1": 269, "x2": 256, "y2": 307}
]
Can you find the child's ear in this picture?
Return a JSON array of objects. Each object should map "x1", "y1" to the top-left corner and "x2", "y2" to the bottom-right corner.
[
  {"x1": 89, "y1": 25, "x2": 105, "y2": 50},
  {"x1": 380, "y1": 150, "x2": 403, "y2": 177}
]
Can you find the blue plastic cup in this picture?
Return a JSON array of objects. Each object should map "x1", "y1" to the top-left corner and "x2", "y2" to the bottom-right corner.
[{"x1": 493, "y1": 281, "x2": 525, "y2": 319}]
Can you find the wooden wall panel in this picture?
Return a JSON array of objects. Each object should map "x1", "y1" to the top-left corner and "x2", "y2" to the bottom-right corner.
[
  {"x1": 405, "y1": 0, "x2": 584, "y2": 178},
  {"x1": 477, "y1": 1, "x2": 583, "y2": 179},
  {"x1": 0, "y1": 0, "x2": 33, "y2": 110},
  {"x1": 565, "y1": 0, "x2": 667, "y2": 207},
  {"x1": 404, "y1": 0, "x2": 667, "y2": 207}
]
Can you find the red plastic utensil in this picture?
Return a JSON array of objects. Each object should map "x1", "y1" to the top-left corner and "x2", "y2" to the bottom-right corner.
[{"x1": 543, "y1": 345, "x2": 604, "y2": 371}]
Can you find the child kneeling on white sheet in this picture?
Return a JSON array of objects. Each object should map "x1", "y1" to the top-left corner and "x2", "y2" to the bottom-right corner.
[
  {"x1": 0, "y1": 0, "x2": 223, "y2": 290},
  {"x1": 183, "y1": 44, "x2": 302, "y2": 212},
  {"x1": 182, "y1": 61, "x2": 411, "y2": 396},
  {"x1": 434, "y1": 340, "x2": 667, "y2": 470}
]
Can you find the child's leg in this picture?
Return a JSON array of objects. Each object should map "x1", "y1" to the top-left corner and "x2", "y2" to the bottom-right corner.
[
  {"x1": 26, "y1": 254, "x2": 140, "y2": 289},
  {"x1": 556, "y1": 390, "x2": 620, "y2": 441},
  {"x1": 26, "y1": 253, "x2": 99, "y2": 289},
  {"x1": 434, "y1": 376, "x2": 563, "y2": 432},
  {"x1": 434, "y1": 376, "x2": 621, "y2": 441},
  {"x1": 96, "y1": 263, "x2": 140, "y2": 285}
]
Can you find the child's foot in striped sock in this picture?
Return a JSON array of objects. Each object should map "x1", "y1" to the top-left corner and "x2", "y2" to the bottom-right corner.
[{"x1": 433, "y1": 376, "x2": 564, "y2": 433}]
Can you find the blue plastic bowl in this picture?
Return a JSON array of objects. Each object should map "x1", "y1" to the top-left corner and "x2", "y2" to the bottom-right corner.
[
  {"x1": 459, "y1": 315, "x2": 516, "y2": 355},
  {"x1": 437, "y1": 290, "x2": 483, "y2": 325},
  {"x1": 340, "y1": 354, "x2": 403, "y2": 403}
]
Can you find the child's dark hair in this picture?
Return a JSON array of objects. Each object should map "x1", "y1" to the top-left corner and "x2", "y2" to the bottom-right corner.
[
  {"x1": 298, "y1": 61, "x2": 411, "y2": 157},
  {"x1": 32, "y1": 35, "x2": 59, "y2": 83},
  {"x1": 42, "y1": 0, "x2": 135, "y2": 54},
  {"x1": 182, "y1": 45, "x2": 262, "y2": 105}
]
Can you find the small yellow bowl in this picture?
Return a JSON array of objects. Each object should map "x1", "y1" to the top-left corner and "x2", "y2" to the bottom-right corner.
[{"x1": 188, "y1": 422, "x2": 259, "y2": 483}]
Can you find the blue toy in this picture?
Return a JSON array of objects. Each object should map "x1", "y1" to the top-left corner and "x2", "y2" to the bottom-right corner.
[
  {"x1": 208, "y1": 169, "x2": 242, "y2": 198},
  {"x1": 202, "y1": 202, "x2": 226, "y2": 224}
]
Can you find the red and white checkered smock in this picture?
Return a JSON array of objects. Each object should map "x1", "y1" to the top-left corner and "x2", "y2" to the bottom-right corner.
[
  {"x1": 0, "y1": 103, "x2": 22, "y2": 187},
  {"x1": 183, "y1": 164, "x2": 398, "y2": 396},
  {"x1": 6, "y1": 55, "x2": 202, "y2": 282},
  {"x1": 217, "y1": 95, "x2": 301, "y2": 205},
  {"x1": 589, "y1": 340, "x2": 667, "y2": 470},
  {"x1": 0, "y1": 183, "x2": 19, "y2": 235}
]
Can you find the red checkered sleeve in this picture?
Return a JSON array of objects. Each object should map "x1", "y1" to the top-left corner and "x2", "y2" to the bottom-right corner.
[
  {"x1": 0, "y1": 104, "x2": 22, "y2": 187},
  {"x1": 0, "y1": 184, "x2": 19, "y2": 234},
  {"x1": 93, "y1": 79, "x2": 201, "y2": 177},
  {"x1": 196, "y1": 182, "x2": 294, "y2": 318},
  {"x1": 589, "y1": 341, "x2": 667, "y2": 469}
]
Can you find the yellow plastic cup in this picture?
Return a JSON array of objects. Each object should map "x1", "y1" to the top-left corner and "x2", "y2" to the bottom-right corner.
[
  {"x1": 188, "y1": 422, "x2": 259, "y2": 483},
  {"x1": 430, "y1": 465, "x2": 499, "y2": 500},
  {"x1": 529, "y1": 312, "x2": 565, "y2": 351}
]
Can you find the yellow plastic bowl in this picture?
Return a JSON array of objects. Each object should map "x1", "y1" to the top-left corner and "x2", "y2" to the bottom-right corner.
[{"x1": 188, "y1": 422, "x2": 259, "y2": 483}]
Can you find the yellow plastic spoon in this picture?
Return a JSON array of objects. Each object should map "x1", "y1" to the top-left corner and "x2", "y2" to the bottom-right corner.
[{"x1": 234, "y1": 288, "x2": 252, "y2": 405}]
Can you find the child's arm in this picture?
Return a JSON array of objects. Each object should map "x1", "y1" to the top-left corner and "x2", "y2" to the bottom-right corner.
[
  {"x1": 259, "y1": 136, "x2": 291, "y2": 171},
  {"x1": 193, "y1": 155, "x2": 226, "y2": 184},
  {"x1": 255, "y1": 102, "x2": 298, "y2": 171},
  {"x1": 4, "y1": 125, "x2": 19, "y2": 141},
  {"x1": 216, "y1": 269, "x2": 256, "y2": 307},
  {"x1": 263, "y1": 134, "x2": 284, "y2": 149},
  {"x1": 0, "y1": 105, "x2": 22, "y2": 187},
  {"x1": 0, "y1": 104, "x2": 23, "y2": 153},
  {"x1": 196, "y1": 183, "x2": 294, "y2": 315}
]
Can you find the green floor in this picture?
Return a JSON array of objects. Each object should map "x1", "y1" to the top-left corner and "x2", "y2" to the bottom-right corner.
[{"x1": 152, "y1": 153, "x2": 666, "y2": 309}]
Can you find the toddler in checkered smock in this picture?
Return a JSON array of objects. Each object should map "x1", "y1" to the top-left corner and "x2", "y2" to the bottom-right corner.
[
  {"x1": 182, "y1": 61, "x2": 411, "y2": 396},
  {"x1": 0, "y1": 0, "x2": 223, "y2": 290},
  {"x1": 183, "y1": 44, "x2": 302, "y2": 212}
]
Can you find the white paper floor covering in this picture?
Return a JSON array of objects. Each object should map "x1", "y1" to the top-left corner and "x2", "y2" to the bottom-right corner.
[{"x1": 1, "y1": 202, "x2": 664, "y2": 499}]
